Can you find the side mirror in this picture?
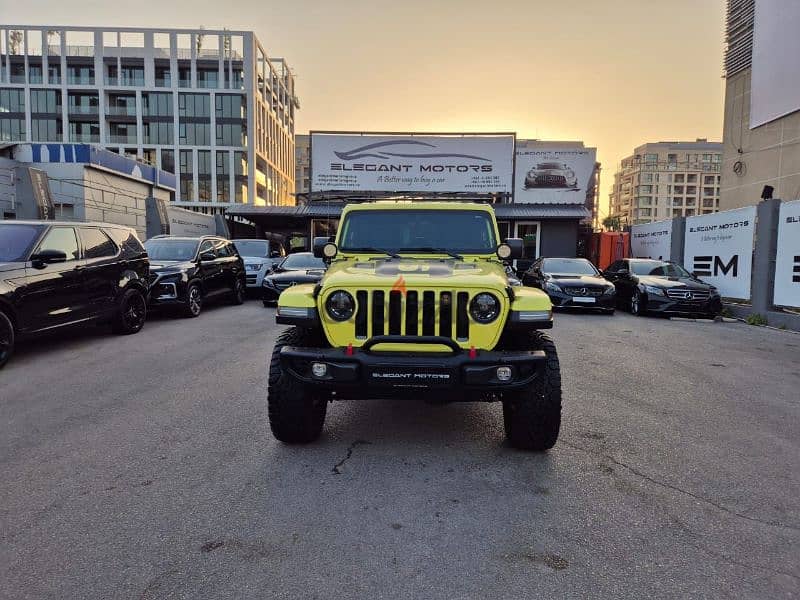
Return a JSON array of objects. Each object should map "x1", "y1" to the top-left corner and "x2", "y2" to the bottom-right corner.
[
  {"x1": 312, "y1": 236, "x2": 334, "y2": 258},
  {"x1": 31, "y1": 249, "x2": 67, "y2": 266},
  {"x1": 498, "y1": 238, "x2": 524, "y2": 260},
  {"x1": 270, "y1": 251, "x2": 281, "y2": 258},
  {"x1": 199, "y1": 250, "x2": 216, "y2": 262}
]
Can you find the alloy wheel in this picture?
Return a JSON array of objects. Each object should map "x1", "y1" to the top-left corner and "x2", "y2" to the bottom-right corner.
[
  {"x1": 123, "y1": 292, "x2": 146, "y2": 331},
  {"x1": 631, "y1": 292, "x2": 640, "y2": 314},
  {"x1": 188, "y1": 287, "x2": 202, "y2": 316}
]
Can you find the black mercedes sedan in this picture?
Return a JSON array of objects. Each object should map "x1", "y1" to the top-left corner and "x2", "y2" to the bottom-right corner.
[
  {"x1": 522, "y1": 257, "x2": 616, "y2": 314},
  {"x1": 261, "y1": 252, "x2": 326, "y2": 306},
  {"x1": 603, "y1": 258, "x2": 722, "y2": 317}
]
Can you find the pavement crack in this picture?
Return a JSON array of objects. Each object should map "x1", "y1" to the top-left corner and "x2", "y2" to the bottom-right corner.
[
  {"x1": 332, "y1": 440, "x2": 371, "y2": 474},
  {"x1": 562, "y1": 440, "x2": 800, "y2": 532}
]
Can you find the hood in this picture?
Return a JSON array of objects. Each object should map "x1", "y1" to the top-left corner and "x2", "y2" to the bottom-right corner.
[
  {"x1": 636, "y1": 275, "x2": 710, "y2": 289},
  {"x1": 322, "y1": 258, "x2": 508, "y2": 291},
  {"x1": 0, "y1": 261, "x2": 25, "y2": 274},
  {"x1": 241, "y1": 256, "x2": 272, "y2": 265},
  {"x1": 548, "y1": 274, "x2": 609, "y2": 286},
  {"x1": 149, "y1": 260, "x2": 195, "y2": 272}
]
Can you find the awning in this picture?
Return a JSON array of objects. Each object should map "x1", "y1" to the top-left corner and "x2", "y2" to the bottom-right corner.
[{"x1": 493, "y1": 203, "x2": 590, "y2": 220}]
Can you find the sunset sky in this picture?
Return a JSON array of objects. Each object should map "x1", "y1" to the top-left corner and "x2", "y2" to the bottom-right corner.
[{"x1": 6, "y1": 0, "x2": 727, "y2": 217}]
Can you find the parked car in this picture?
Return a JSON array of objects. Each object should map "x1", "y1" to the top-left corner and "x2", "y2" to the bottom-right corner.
[
  {"x1": 603, "y1": 258, "x2": 722, "y2": 317},
  {"x1": 0, "y1": 221, "x2": 149, "y2": 369},
  {"x1": 524, "y1": 162, "x2": 578, "y2": 189},
  {"x1": 261, "y1": 252, "x2": 326, "y2": 306},
  {"x1": 522, "y1": 257, "x2": 616, "y2": 314},
  {"x1": 144, "y1": 235, "x2": 245, "y2": 317},
  {"x1": 232, "y1": 238, "x2": 285, "y2": 292}
]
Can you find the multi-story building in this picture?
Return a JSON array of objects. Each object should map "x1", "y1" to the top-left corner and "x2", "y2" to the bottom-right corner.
[
  {"x1": 609, "y1": 140, "x2": 723, "y2": 226},
  {"x1": 720, "y1": 0, "x2": 800, "y2": 209},
  {"x1": 294, "y1": 133, "x2": 310, "y2": 198},
  {"x1": 0, "y1": 25, "x2": 298, "y2": 213}
]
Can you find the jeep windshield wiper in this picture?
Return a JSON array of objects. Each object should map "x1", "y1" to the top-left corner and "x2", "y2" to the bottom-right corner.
[
  {"x1": 401, "y1": 247, "x2": 464, "y2": 260},
  {"x1": 345, "y1": 247, "x2": 401, "y2": 258}
]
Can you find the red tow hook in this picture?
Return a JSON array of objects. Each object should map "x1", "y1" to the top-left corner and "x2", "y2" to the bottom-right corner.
[
  {"x1": 469, "y1": 346, "x2": 477, "y2": 359},
  {"x1": 346, "y1": 343, "x2": 354, "y2": 356}
]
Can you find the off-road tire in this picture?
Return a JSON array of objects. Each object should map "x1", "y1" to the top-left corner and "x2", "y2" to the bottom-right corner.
[
  {"x1": 230, "y1": 277, "x2": 245, "y2": 305},
  {"x1": 268, "y1": 327, "x2": 328, "y2": 444},
  {"x1": 500, "y1": 331, "x2": 562, "y2": 451},
  {"x1": 183, "y1": 283, "x2": 203, "y2": 318},
  {"x1": 0, "y1": 310, "x2": 15, "y2": 369},
  {"x1": 111, "y1": 288, "x2": 147, "y2": 335}
]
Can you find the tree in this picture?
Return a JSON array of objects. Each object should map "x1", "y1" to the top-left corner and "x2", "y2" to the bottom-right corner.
[
  {"x1": 602, "y1": 216, "x2": 622, "y2": 231},
  {"x1": 196, "y1": 27, "x2": 204, "y2": 53},
  {"x1": 9, "y1": 30, "x2": 23, "y2": 55}
]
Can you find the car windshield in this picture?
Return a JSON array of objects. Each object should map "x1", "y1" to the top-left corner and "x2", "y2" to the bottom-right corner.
[
  {"x1": 338, "y1": 210, "x2": 497, "y2": 254},
  {"x1": 144, "y1": 239, "x2": 199, "y2": 261},
  {"x1": 233, "y1": 240, "x2": 269, "y2": 258},
  {"x1": 0, "y1": 224, "x2": 45, "y2": 262},
  {"x1": 542, "y1": 258, "x2": 598, "y2": 276},
  {"x1": 537, "y1": 162, "x2": 563, "y2": 170},
  {"x1": 630, "y1": 261, "x2": 691, "y2": 277},
  {"x1": 279, "y1": 253, "x2": 325, "y2": 271}
]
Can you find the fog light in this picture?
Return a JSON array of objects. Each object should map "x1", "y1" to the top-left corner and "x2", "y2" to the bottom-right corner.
[
  {"x1": 311, "y1": 363, "x2": 328, "y2": 378},
  {"x1": 496, "y1": 366, "x2": 512, "y2": 382}
]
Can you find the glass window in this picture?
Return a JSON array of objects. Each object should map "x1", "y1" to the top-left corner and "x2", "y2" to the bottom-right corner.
[
  {"x1": 541, "y1": 258, "x2": 598, "y2": 276},
  {"x1": 278, "y1": 253, "x2": 325, "y2": 271},
  {"x1": 214, "y1": 240, "x2": 232, "y2": 257},
  {"x1": 31, "y1": 118, "x2": 62, "y2": 141},
  {"x1": 143, "y1": 121, "x2": 173, "y2": 145},
  {"x1": 179, "y1": 122, "x2": 210, "y2": 145},
  {"x1": 104, "y1": 228, "x2": 144, "y2": 254},
  {"x1": 178, "y1": 93, "x2": 210, "y2": 117},
  {"x1": 0, "y1": 88, "x2": 26, "y2": 112},
  {"x1": 144, "y1": 238, "x2": 200, "y2": 261},
  {"x1": 142, "y1": 92, "x2": 173, "y2": 116},
  {"x1": 80, "y1": 227, "x2": 117, "y2": 259},
  {"x1": 38, "y1": 227, "x2": 79, "y2": 261},
  {"x1": 0, "y1": 223, "x2": 45, "y2": 262},
  {"x1": 30, "y1": 89, "x2": 60, "y2": 113},
  {"x1": 161, "y1": 149, "x2": 175, "y2": 173}
]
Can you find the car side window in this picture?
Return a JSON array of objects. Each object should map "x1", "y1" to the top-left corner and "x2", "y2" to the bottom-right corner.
[
  {"x1": 105, "y1": 228, "x2": 145, "y2": 254},
  {"x1": 199, "y1": 240, "x2": 214, "y2": 257},
  {"x1": 81, "y1": 228, "x2": 118, "y2": 259},
  {"x1": 606, "y1": 261, "x2": 621, "y2": 273},
  {"x1": 215, "y1": 240, "x2": 232, "y2": 258},
  {"x1": 226, "y1": 242, "x2": 238, "y2": 257},
  {"x1": 38, "y1": 227, "x2": 79, "y2": 261}
]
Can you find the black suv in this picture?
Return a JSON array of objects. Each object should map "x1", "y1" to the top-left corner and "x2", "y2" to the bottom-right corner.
[
  {"x1": 0, "y1": 221, "x2": 150, "y2": 369},
  {"x1": 143, "y1": 235, "x2": 245, "y2": 317}
]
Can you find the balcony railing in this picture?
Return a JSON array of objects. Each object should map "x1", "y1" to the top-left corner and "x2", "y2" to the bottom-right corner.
[
  {"x1": 105, "y1": 76, "x2": 145, "y2": 87},
  {"x1": 107, "y1": 134, "x2": 138, "y2": 144},
  {"x1": 67, "y1": 76, "x2": 95, "y2": 85},
  {"x1": 70, "y1": 133, "x2": 100, "y2": 143},
  {"x1": 68, "y1": 104, "x2": 99, "y2": 115},
  {"x1": 106, "y1": 105, "x2": 137, "y2": 116}
]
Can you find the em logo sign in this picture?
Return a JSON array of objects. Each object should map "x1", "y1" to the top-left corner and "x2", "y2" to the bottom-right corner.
[
  {"x1": 774, "y1": 199, "x2": 800, "y2": 308},
  {"x1": 683, "y1": 206, "x2": 756, "y2": 300}
]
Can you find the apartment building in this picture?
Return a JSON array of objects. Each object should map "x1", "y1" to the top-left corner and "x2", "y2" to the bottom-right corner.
[
  {"x1": 295, "y1": 133, "x2": 310, "y2": 196},
  {"x1": 720, "y1": 0, "x2": 800, "y2": 209},
  {"x1": 0, "y1": 25, "x2": 298, "y2": 212},
  {"x1": 609, "y1": 140, "x2": 723, "y2": 226}
]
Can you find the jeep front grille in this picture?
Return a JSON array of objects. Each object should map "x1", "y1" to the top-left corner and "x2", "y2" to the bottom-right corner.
[{"x1": 354, "y1": 289, "x2": 471, "y2": 342}]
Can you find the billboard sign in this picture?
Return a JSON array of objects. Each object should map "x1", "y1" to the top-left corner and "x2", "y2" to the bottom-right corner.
[
  {"x1": 773, "y1": 199, "x2": 800, "y2": 308},
  {"x1": 514, "y1": 145, "x2": 597, "y2": 204},
  {"x1": 631, "y1": 219, "x2": 672, "y2": 260},
  {"x1": 28, "y1": 168, "x2": 55, "y2": 220},
  {"x1": 166, "y1": 206, "x2": 215, "y2": 237},
  {"x1": 684, "y1": 206, "x2": 756, "y2": 300},
  {"x1": 310, "y1": 133, "x2": 514, "y2": 194}
]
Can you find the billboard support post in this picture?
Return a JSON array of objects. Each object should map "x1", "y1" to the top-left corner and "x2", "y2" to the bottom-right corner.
[{"x1": 752, "y1": 198, "x2": 781, "y2": 314}]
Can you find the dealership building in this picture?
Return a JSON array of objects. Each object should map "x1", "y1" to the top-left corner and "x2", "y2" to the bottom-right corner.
[
  {"x1": 0, "y1": 25, "x2": 298, "y2": 212},
  {"x1": 230, "y1": 133, "x2": 599, "y2": 266},
  {"x1": 719, "y1": 0, "x2": 800, "y2": 209}
]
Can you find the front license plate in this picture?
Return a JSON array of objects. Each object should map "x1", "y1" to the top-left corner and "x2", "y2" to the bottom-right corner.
[
  {"x1": 368, "y1": 366, "x2": 452, "y2": 386},
  {"x1": 572, "y1": 297, "x2": 596, "y2": 304}
]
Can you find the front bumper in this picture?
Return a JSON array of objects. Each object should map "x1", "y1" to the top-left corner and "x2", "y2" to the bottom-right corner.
[
  {"x1": 547, "y1": 290, "x2": 616, "y2": 310},
  {"x1": 245, "y1": 266, "x2": 268, "y2": 288},
  {"x1": 147, "y1": 274, "x2": 187, "y2": 306},
  {"x1": 644, "y1": 294, "x2": 722, "y2": 315},
  {"x1": 280, "y1": 335, "x2": 545, "y2": 396}
]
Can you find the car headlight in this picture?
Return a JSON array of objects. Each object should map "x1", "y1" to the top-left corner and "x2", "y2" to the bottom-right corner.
[
  {"x1": 469, "y1": 292, "x2": 500, "y2": 323},
  {"x1": 325, "y1": 290, "x2": 355, "y2": 321},
  {"x1": 643, "y1": 284, "x2": 665, "y2": 296},
  {"x1": 544, "y1": 281, "x2": 562, "y2": 293}
]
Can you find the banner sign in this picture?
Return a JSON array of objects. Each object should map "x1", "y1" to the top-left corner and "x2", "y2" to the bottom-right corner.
[
  {"x1": 310, "y1": 133, "x2": 514, "y2": 194},
  {"x1": 683, "y1": 206, "x2": 756, "y2": 300},
  {"x1": 773, "y1": 199, "x2": 800, "y2": 308},
  {"x1": 28, "y1": 168, "x2": 55, "y2": 220},
  {"x1": 631, "y1": 219, "x2": 672, "y2": 260},
  {"x1": 166, "y1": 206, "x2": 215, "y2": 237},
  {"x1": 514, "y1": 145, "x2": 597, "y2": 204}
]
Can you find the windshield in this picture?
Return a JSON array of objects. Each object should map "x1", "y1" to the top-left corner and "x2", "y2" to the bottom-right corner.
[
  {"x1": 144, "y1": 239, "x2": 199, "y2": 261},
  {"x1": 542, "y1": 258, "x2": 598, "y2": 276},
  {"x1": 631, "y1": 261, "x2": 691, "y2": 277},
  {"x1": 537, "y1": 162, "x2": 564, "y2": 170},
  {"x1": 0, "y1": 224, "x2": 45, "y2": 262},
  {"x1": 233, "y1": 240, "x2": 269, "y2": 258},
  {"x1": 279, "y1": 253, "x2": 325, "y2": 271},
  {"x1": 338, "y1": 210, "x2": 497, "y2": 254}
]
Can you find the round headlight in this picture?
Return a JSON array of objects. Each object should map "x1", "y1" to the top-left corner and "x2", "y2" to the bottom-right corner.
[
  {"x1": 325, "y1": 290, "x2": 355, "y2": 321},
  {"x1": 469, "y1": 292, "x2": 500, "y2": 323}
]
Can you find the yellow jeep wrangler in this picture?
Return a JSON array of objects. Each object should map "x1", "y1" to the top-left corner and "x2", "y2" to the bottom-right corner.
[{"x1": 269, "y1": 201, "x2": 561, "y2": 450}]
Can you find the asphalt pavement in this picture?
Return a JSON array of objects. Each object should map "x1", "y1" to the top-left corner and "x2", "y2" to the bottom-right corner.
[{"x1": 1, "y1": 300, "x2": 798, "y2": 599}]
